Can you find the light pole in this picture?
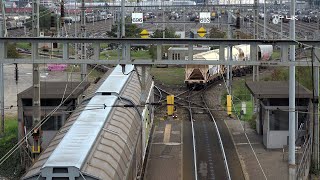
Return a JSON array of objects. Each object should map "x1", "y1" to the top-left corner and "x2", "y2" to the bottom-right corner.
[
  {"x1": 263, "y1": 0, "x2": 267, "y2": 39},
  {"x1": 288, "y1": 0, "x2": 296, "y2": 178}
]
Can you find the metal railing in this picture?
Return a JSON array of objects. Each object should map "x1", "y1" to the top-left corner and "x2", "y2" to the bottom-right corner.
[{"x1": 296, "y1": 136, "x2": 312, "y2": 180}]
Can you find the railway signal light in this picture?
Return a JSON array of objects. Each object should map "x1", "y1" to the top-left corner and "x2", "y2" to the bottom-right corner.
[
  {"x1": 167, "y1": 95, "x2": 174, "y2": 116},
  {"x1": 190, "y1": 31, "x2": 195, "y2": 38},
  {"x1": 60, "y1": 0, "x2": 65, "y2": 27},
  {"x1": 50, "y1": 14, "x2": 55, "y2": 28},
  {"x1": 14, "y1": 63, "x2": 18, "y2": 84},
  {"x1": 235, "y1": 17, "x2": 240, "y2": 29}
]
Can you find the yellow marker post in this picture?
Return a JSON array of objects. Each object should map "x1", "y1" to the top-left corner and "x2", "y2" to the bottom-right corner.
[
  {"x1": 32, "y1": 145, "x2": 41, "y2": 153},
  {"x1": 227, "y1": 95, "x2": 232, "y2": 116},
  {"x1": 32, "y1": 128, "x2": 41, "y2": 154},
  {"x1": 167, "y1": 95, "x2": 174, "y2": 116}
]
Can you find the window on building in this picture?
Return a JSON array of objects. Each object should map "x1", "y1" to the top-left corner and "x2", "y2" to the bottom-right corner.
[
  {"x1": 42, "y1": 116, "x2": 63, "y2": 131},
  {"x1": 177, "y1": 53, "x2": 180, "y2": 60},
  {"x1": 172, "y1": 53, "x2": 175, "y2": 60},
  {"x1": 24, "y1": 116, "x2": 33, "y2": 130},
  {"x1": 269, "y1": 110, "x2": 289, "y2": 130}
]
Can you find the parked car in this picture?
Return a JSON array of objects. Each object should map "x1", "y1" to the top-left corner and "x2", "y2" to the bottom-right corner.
[
  {"x1": 168, "y1": 11, "x2": 180, "y2": 20},
  {"x1": 244, "y1": 14, "x2": 253, "y2": 22}
]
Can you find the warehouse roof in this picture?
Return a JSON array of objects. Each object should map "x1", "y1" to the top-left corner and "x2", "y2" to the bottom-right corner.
[
  {"x1": 245, "y1": 81, "x2": 313, "y2": 99},
  {"x1": 18, "y1": 82, "x2": 90, "y2": 99}
]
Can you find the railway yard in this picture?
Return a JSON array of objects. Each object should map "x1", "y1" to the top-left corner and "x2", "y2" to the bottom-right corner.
[
  {"x1": 5, "y1": 8, "x2": 320, "y2": 39},
  {"x1": 143, "y1": 67, "x2": 288, "y2": 180},
  {"x1": 1, "y1": 2, "x2": 320, "y2": 180}
]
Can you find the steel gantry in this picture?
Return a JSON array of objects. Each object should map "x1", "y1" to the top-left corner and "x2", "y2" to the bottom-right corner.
[
  {"x1": 0, "y1": 37, "x2": 320, "y2": 178},
  {"x1": 0, "y1": 38, "x2": 320, "y2": 66}
]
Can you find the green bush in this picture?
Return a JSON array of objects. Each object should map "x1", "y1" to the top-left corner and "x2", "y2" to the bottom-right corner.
[
  {"x1": 7, "y1": 44, "x2": 20, "y2": 59},
  {"x1": 232, "y1": 80, "x2": 251, "y2": 102},
  {"x1": 248, "y1": 113, "x2": 257, "y2": 130},
  {"x1": 263, "y1": 67, "x2": 314, "y2": 91},
  {"x1": 0, "y1": 117, "x2": 24, "y2": 179}
]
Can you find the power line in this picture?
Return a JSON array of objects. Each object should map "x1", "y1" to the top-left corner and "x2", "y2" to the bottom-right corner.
[{"x1": 0, "y1": 64, "x2": 99, "y2": 166}]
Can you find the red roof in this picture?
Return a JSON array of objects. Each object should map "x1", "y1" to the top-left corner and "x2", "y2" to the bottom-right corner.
[{"x1": 5, "y1": 7, "x2": 32, "y2": 13}]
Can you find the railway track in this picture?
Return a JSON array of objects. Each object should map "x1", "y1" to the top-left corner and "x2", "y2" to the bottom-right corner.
[
  {"x1": 239, "y1": 12, "x2": 319, "y2": 40},
  {"x1": 154, "y1": 84, "x2": 234, "y2": 179},
  {"x1": 7, "y1": 19, "x2": 113, "y2": 37},
  {"x1": 186, "y1": 88, "x2": 230, "y2": 180}
]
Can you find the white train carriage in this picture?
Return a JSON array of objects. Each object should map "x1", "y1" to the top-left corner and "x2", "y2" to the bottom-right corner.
[
  {"x1": 22, "y1": 65, "x2": 154, "y2": 180},
  {"x1": 185, "y1": 45, "x2": 273, "y2": 86}
]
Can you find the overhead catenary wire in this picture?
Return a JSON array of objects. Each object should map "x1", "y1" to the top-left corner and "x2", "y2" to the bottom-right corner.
[
  {"x1": 236, "y1": 11, "x2": 320, "y2": 51},
  {"x1": 220, "y1": 70, "x2": 268, "y2": 180},
  {"x1": 0, "y1": 64, "x2": 99, "y2": 166}
]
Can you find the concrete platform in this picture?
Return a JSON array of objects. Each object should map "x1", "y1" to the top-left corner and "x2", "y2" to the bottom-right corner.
[
  {"x1": 224, "y1": 118, "x2": 288, "y2": 180},
  {"x1": 144, "y1": 116, "x2": 182, "y2": 180}
]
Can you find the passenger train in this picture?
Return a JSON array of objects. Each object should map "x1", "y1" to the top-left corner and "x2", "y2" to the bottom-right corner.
[
  {"x1": 185, "y1": 45, "x2": 273, "y2": 87},
  {"x1": 22, "y1": 65, "x2": 154, "y2": 180}
]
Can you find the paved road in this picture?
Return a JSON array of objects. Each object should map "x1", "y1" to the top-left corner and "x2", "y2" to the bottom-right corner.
[{"x1": 3, "y1": 64, "x2": 81, "y2": 116}]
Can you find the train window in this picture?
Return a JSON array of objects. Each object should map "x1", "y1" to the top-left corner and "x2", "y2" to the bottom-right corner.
[
  {"x1": 175, "y1": 53, "x2": 178, "y2": 60},
  {"x1": 52, "y1": 177, "x2": 69, "y2": 180},
  {"x1": 178, "y1": 53, "x2": 180, "y2": 60},
  {"x1": 172, "y1": 53, "x2": 175, "y2": 60},
  {"x1": 53, "y1": 167, "x2": 68, "y2": 173},
  {"x1": 42, "y1": 116, "x2": 55, "y2": 130}
]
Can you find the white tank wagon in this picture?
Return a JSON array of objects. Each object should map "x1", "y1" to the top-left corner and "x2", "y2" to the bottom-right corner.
[
  {"x1": 185, "y1": 45, "x2": 273, "y2": 87},
  {"x1": 22, "y1": 65, "x2": 154, "y2": 180}
]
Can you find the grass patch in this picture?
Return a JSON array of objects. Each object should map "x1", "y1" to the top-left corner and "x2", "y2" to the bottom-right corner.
[
  {"x1": 131, "y1": 50, "x2": 152, "y2": 59},
  {"x1": 0, "y1": 116, "x2": 23, "y2": 179},
  {"x1": 221, "y1": 79, "x2": 256, "y2": 129},
  {"x1": 65, "y1": 65, "x2": 104, "y2": 80},
  {"x1": 234, "y1": 101, "x2": 254, "y2": 121},
  {"x1": 271, "y1": 49, "x2": 280, "y2": 60},
  {"x1": 263, "y1": 66, "x2": 314, "y2": 91},
  {"x1": 151, "y1": 67, "x2": 185, "y2": 86},
  {"x1": 16, "y1": 43, "x2": 31, "y2": 50},
  {"x1": 100, "y1": 50, "x2": 121, "y2": 60},
  {"x1": 0, "y1": 117, "x2": 18, "y2": 145},
  {"x1": 99, "y1": 50, "x2": 151, "y2": 60}
]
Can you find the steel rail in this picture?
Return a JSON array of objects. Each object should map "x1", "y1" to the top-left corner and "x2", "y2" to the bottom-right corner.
[
  {"x1": 188, "y1": 91, "x2": 198, "y2": 180},
  {"x1": 201, "y1": 94, "x2": 231, "y2": 180}
]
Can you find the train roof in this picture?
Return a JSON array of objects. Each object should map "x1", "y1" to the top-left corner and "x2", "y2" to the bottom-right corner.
[
  {"x1": 43, "y1": 95, "x2": 118, "y2": 169},
  {"x1": 192, "y1": 45, "x2": 250, "y2": 60},
  {"x1": 22, "y1": 65, "x2": 153, "y2": 180},
  {"x1": 96, "y1": 65, "x2": 134, "y2": 95}
]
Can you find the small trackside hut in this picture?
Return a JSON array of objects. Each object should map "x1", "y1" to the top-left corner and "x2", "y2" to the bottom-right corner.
[
  {"x1": 17, "y1": 82, "x2": 90, "y2": 168},
  {"x1": 246, "y1": 81, "x2": 313, "y2": 149}
]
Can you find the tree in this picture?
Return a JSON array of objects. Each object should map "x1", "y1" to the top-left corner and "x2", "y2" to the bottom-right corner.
[
  {"x1": 149, "y1": 28, "x2": 179, "y2": 60},
  {"x1": 208, "y1": 27, "x2": 226, "y2": 38},
  {"x1": 106, "y1": 24, "x2": 142, "y2": 38},
  {"x1": 151, "y1": 28, "x2": 180, "y2": 38},
  {"x1": 7, "y1": 44, "x2": 20, "y2": 59},
  {"x1": 25, "y1": 6, "x2": 54, "y2": 31}
]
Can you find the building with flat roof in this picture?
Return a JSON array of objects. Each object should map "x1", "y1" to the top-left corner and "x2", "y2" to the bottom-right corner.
[
  {"x1": 18, "y1": 81, "x2": 90, "y2": 168},
  {"x1": 246, "y1": 81, "x2": 313, "y2": 149}
]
